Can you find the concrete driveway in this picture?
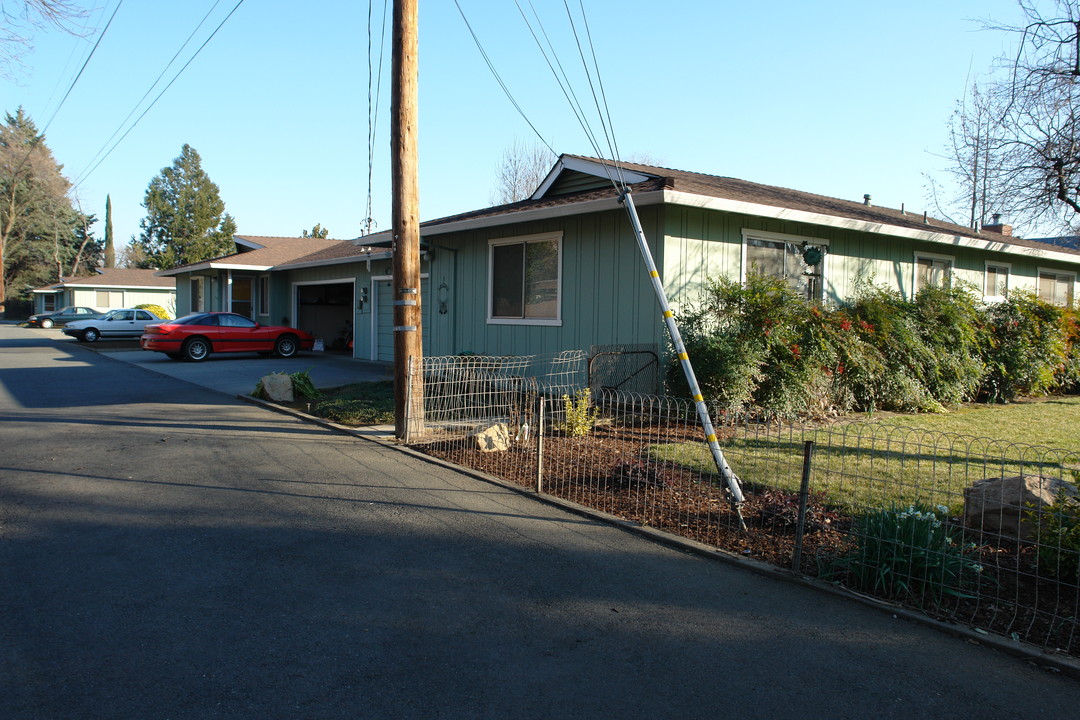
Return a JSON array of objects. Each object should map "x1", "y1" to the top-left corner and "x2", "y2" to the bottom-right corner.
[
  {"x1": 19, "y1": 325, "x2": 391, "y2": 396},
  {"x1": 3, "y1": 323, "x2": 1080, "y2": 719}
]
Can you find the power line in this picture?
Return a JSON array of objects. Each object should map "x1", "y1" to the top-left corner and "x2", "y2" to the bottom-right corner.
[
  {"x1": 41, "y1": 0, "x2": 125, "y2": 136},
  {"x1": 364, "y1": 0, "x2": 390, "y2": 236},
  {"x1": 72, "y1": 0, "x2": 247, "y2": 191},
  {"x1": 74, "y1": 0, "x2": 228, "y2": 189},
  {"x1": 452, "y1": 0, "x2": 555, "y2": 156}
]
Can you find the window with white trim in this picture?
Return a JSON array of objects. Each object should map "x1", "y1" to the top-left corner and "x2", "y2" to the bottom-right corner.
[
  {"x1": 1038, "y1": 269, "x2": 1075, "y2": 306},
  {"x1": 488, "y1": 232, "x2": 561, "y2": 324},
  {"x1": 741, "y1": 230, "x2": 826, "y2": 300},
  {"x1": 43, "y1": 295, "x2": 57, "y2": 312},
  {"x1": 984, "y1": 262, "x2": 1010, "y2": 301},
  {"x1": 95, "y1": 290, "x2": 123, "y2": 307},
  {"x1": 914, "y1": 253, "x2": 953, "y2": 293}
]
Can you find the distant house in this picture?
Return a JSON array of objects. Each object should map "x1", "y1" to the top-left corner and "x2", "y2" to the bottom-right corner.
[
  {"x1": 31, "y1": 268, "x2": 177, "y2": 316},
  {"x1": 161, "y1": 155, "x2": 1080, "y2": 366}
]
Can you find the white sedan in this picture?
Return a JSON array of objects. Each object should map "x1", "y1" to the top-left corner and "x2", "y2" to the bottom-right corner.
[{"x1": 63, "y1": 308, "x2": 165, "y2": 343}]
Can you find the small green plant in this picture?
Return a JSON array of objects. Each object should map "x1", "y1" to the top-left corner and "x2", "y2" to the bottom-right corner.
[
  {"x1": 288, "y1": 369, "x2": 322, "y2": 401},
  {"x1": 1031, "y1": 474, "x2": 1080, "y2": 582},
  {"x1": 556, "y1": 388, "x2": 600, "y2": 437},
  {"x1": 252, "y1": 370, "x2": 322, "y2": 401},
  {"x1": 825, "y1": 504, "x2": 984, "y2": 605}
]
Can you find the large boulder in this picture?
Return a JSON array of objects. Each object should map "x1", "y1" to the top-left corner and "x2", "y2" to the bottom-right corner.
[
  {"x1": 472, "y1": 422, "x2": 511, "y2": 452},
  {"x1": 260, "y1": 373, "x2": 294, "y2": 402},
  {"x1": 963, "y1": 475, "x2": 1077, "y2": 540}
]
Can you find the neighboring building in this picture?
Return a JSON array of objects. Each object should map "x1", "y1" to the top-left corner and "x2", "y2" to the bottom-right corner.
[
  {"x1": 31, "y1": 268, "x2": 177, "y2": 316},
  {"x1": 162, "y1": 156, "x2": 1080, "y2": 364}
]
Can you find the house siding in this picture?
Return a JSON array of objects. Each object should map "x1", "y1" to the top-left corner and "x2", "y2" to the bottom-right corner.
[
  {"x1": 425, "y1": 205, "x2": 666, "y2": 358},
  {"x1": 660, "y1": 205, "x2": 1080, "y2": 305}
]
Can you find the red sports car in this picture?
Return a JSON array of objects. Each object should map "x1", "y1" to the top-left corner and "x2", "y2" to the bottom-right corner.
[{"x1": 140, "y1": 312, "x2": 315, "y2": 362}]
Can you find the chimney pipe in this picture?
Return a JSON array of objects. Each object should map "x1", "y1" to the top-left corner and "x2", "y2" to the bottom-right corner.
[{"x1": 863, "y1": 194, "x2": 871, "y2": 206}]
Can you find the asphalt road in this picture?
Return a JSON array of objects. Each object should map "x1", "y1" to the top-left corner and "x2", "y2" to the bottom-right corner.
[{"x1": 2, "y1": 324, "x2": 1079, "y2": 719}]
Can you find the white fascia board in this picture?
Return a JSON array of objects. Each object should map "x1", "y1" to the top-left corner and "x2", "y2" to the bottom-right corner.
[
  {"x1": 531, "y1": 156, "x2": 653, "y2": 199},
  {"x1": 233, "y1": 236, "x2": 267, "y2": 250},
  {"x1": 276, "y1": 251, "x2": 394, "y2": 271},
  {"x1": 421, "y1": 194, "x2": 650, "y2": 237},
  {"x1": 662, "y1": 190, "x2": 1080, "y2": 266},
  {"x1": 155, "y1": 262, "x2": 272, "y2": 276},
  {"x1": 58, "y1": 283, "x2": 173, "y2": 290}
]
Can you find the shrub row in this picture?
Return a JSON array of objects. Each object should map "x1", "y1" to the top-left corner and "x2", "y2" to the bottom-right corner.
[{"x1": 669, "y1": 273, "x2": 1079, "y2": 417}]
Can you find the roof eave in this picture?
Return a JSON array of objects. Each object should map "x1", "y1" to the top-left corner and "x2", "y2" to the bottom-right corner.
[{"x1": 662, "y1": 190, "x2": 1080, "y2": 264}]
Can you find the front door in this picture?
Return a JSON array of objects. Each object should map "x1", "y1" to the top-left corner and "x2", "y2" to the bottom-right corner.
[{"x1": 231, "y1": 278, "x2": 254, "y2": 319}]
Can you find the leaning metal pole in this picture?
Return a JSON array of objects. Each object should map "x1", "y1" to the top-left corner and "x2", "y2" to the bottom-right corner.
[{"x1": 619, "y1": 189, "x2": 747, "y2": 530}]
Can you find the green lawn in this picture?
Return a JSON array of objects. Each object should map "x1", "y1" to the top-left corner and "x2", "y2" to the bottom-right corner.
[
  {"x1": 310, "y1": 381, "x2": 396, "y2": 425},
  {"x1": 651, "y1": 396, "x2": 1080, "y2": 512}
]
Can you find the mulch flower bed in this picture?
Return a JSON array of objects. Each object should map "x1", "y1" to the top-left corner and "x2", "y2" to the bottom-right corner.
[{"x1": 414, "y1": 420, "x2": 1080, "y2": 658}]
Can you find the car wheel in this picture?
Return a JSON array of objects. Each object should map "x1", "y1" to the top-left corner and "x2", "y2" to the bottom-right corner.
[
  {"x1": 274, "y1": 334, "x2": 299, "y2": 358},
  {"x1": 40, "y1": 319, "x2": 53, "y2": 329},
  {"x1": 82, "y1": 328, "x2": 100, "y2": 343},
  {"x1": 182, "y1": 337, "x2": 211, "y2": 362}
]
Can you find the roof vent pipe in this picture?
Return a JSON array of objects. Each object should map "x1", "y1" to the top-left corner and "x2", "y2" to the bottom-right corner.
[
  {"x1": 992, "y1": 212, "x2": 1002, "y2": 224},
  {"x1": 863, "y1": 194, "x2": 871, "y2": 206}
]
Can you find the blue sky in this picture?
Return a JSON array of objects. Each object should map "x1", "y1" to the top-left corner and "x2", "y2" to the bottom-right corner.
[{"x1": 1, "y1": 0, "x2": 1028, "y2": 248}]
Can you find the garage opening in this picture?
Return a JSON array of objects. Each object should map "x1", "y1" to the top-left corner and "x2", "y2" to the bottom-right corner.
[{"x1": 295, "y1": 282, "x2": 353, "y2": 352}]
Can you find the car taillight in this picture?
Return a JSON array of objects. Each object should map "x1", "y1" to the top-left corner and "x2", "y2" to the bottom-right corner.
[{"x1": 146, "y1": 324, "x2": 174, "y2": 335}]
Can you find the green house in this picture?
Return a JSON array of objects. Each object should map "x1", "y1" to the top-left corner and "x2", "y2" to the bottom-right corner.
[{"x1": 161, "y1": 155, "x2": 1080, "y2": 372}]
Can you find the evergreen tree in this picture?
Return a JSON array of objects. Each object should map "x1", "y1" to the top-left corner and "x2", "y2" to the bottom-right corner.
[
  {"x1": 104, "y1": 194, "x2": 115, "y2": 268},
  {"x1": 301, "y1": 223, "x2": 329, "y2": 239},
  {"x1": 136, "y1": 144, "x2": 237, "y2": 269},
  {"x1": 0, "y1": 107, "x2": 91, "y2": 308}
]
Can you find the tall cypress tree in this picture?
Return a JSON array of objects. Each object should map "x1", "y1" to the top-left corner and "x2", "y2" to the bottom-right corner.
[{"x1": 104, "y1": 194, "x2": 115, "y2": 268}]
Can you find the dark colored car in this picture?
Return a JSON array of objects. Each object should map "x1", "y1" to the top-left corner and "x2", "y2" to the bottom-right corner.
[
  {"x1": 27, "y1": 306, "x2": 102, "y2": 328},
  {"x1": 140, "y1": 312, "x2": 315, "y2": 362}
]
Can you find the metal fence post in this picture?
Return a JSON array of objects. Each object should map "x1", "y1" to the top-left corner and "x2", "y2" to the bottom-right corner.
[
  {"x1": 536, "y1": 396, "x2": 545, "y2": 493},
  {"x1": 792, "y1": 440, "x2": 815, "y2": 572}
]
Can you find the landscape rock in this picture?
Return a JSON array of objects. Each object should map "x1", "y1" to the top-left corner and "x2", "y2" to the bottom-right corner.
[
  {"x1": 261, "y1": 373, "x2": 294, "y2": 402},
  {"x1": 963, "y1": 475, "x2": 1078, "y2": 540},
  {"x1": 472, "y1": 422, "x2": 511, "y2": 452}
]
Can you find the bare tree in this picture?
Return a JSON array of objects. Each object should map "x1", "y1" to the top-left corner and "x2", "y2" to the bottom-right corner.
[
  {"x1": 940, "y1": 1, "x2": 1080, "y2": 234},
  {"x1": 931, "y1": 82, "x2": 1010, "y2": 229},
  {"x1": 1, "y1": 1, "x2": 86, "y2": 78},
  {"x1": 491, "y1": 140, "x2": 555, "y2": 205}
]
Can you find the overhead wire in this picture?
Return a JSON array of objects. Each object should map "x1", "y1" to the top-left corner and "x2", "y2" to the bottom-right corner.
[
  {"x1": 452, "y1": 0, "x2": 555, "y2": 155},
  {"x1": 40, "y1": 0, "x2": 125, "y2": 136},
  {"x1": 515, "y1": 0, "x2": 624, "y2": 191},
  {"x1": 364, "y1": 0, "x2": 390, "y2": 236},
  {"x1": 73, "y1": 0, "x2": 228, "y2": 188},
  {"x1": 71, "y1": 0, "x2": 248, "y2": 191}
]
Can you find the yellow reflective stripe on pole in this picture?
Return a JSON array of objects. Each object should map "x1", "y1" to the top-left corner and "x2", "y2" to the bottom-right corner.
[{"x1": 620, "y1": 190, "x2": 746, "y2": 510}]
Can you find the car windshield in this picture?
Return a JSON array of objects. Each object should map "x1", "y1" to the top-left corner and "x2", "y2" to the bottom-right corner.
[{"x1": 100, "y1": 311, "x2": 121, "y2": 320}]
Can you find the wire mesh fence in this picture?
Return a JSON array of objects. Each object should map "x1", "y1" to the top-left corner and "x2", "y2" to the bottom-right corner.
[{"x1": 407, "y1": 352, "x2": 1080, "y2": 658}]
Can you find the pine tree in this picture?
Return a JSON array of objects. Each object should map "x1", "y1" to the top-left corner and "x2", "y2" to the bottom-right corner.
[
  {"x1": 136, "y1": 144, "x2": 237, "y2": 269},
  {"x1": 104, "y1": 194, "x2": 115, "y2": 268},
  {"x1": 0, "y1": 107, "x2": 91, "y2": 309}
]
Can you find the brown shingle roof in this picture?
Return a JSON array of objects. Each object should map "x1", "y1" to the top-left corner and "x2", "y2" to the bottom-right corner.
[
  {"x1": 51, "y1": 268, "x2": 175, "y2": 289},
  {"x1": 424, "y1": 155, "x2": 1080, "y2": 258}
]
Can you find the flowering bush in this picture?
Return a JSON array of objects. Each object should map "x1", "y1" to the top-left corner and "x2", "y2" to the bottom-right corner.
[
  {"x1": 673, "y1": 276, "x2": 1076, "y2": 417},
  {"x1": 981, "y1": 291, "x2": 1066, "y2": 402}
]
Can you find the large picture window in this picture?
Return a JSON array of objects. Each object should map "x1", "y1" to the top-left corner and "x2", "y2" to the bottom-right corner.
[
  {"x1": 1038, "y1": 269, "x2": 1075, "y2": 306},
  {"x1": 741, "y1": 230, "x2": 826, "y2": 300},
  {"x1": 489, "y1": 233, "x2": 561, "y2": 324}
]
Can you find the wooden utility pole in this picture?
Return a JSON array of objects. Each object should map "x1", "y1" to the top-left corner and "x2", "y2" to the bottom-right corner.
[{"x1": 391, "y1": 0, "x2": 423, "y2": 440}]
